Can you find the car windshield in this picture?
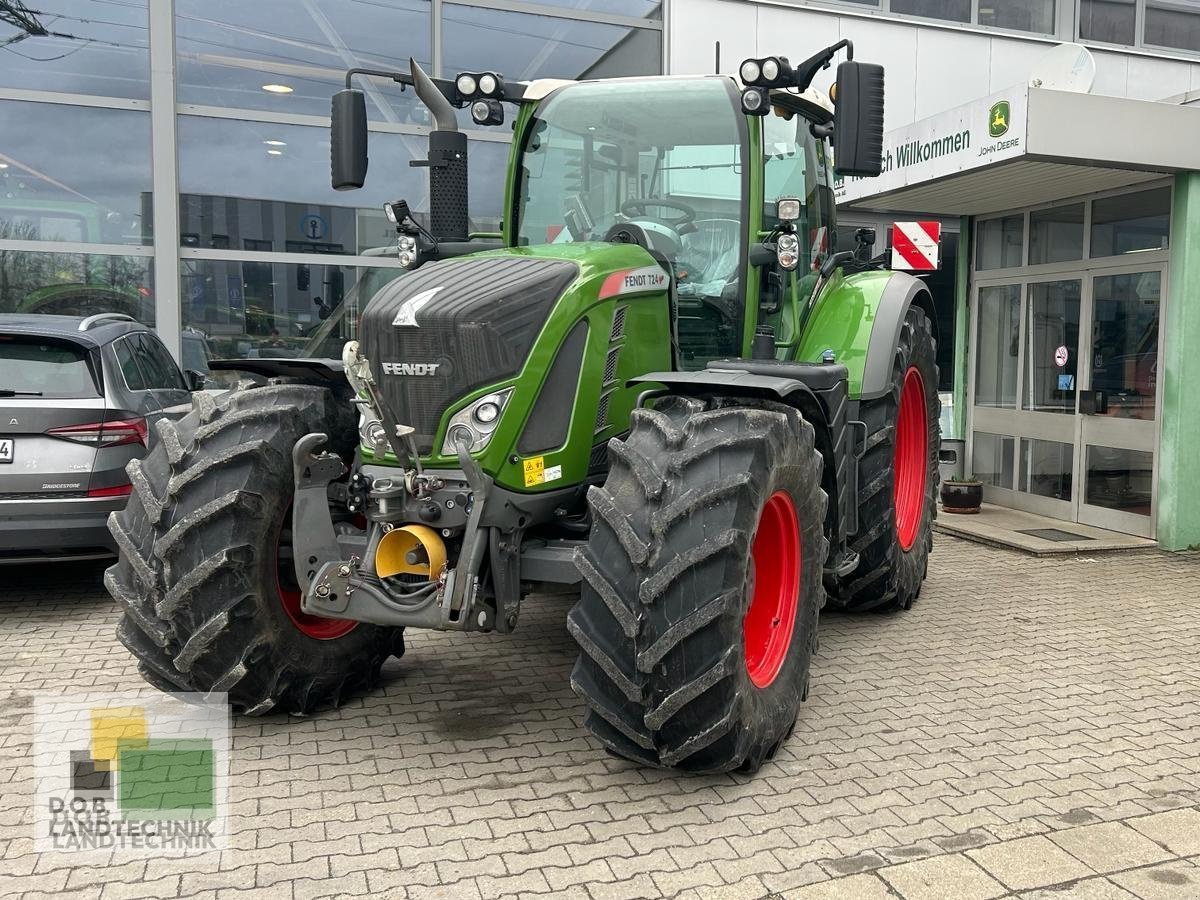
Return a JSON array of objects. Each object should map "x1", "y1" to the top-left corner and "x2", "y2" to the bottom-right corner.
[{"x1": 0, "y1": 336, "x2": 99, "y2": 398}]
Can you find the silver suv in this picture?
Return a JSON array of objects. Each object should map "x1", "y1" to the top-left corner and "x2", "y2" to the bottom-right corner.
[{"x1": 0, "y1": 313, "x2": 195, "y2": 564}]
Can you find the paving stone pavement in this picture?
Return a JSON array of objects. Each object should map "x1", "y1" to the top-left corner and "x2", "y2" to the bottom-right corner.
[{"x1": 2, "y1": 535, "x2": 1200, "y2": 899}]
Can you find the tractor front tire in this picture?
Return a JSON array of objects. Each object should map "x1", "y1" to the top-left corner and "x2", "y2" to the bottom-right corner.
[
  {"x1": 570, "y1": 397, "x2": 827, "y2": 773},
  {"x1": 106, "y1": 383, "x2": 400, "y2": 714},
  {"x1": 831, "y1": 304, "x2": 940, "y2": 613}
]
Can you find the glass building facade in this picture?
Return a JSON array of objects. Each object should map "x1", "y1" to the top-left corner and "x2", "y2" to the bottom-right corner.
[{"x1": 0, "y1": 0, "x2": 662, "y2": 362}]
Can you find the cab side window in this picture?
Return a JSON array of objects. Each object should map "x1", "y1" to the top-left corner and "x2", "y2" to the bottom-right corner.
[{"x1": 763, "y1": 115, "x2": 834, "y2": 270}]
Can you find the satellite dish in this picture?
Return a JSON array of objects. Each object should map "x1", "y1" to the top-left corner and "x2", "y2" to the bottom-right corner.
[{"x1": 1030, "y1": 43, "x2": 1097, "y2": 93}]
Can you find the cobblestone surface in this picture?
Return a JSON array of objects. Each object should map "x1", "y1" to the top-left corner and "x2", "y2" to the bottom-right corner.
[{"x1": 2, "y1": 536, "x2": 1200, "y2": 898}]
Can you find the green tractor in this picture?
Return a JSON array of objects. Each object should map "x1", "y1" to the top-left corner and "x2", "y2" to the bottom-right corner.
[{"x1": 108, "y1": 41, "x2": 940, "y2": 774}]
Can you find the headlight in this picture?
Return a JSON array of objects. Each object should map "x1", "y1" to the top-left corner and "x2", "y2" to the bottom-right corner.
[
  {"x1": 455, "y1": 73, "x2": 477, "y2": 96},
  {"x1": 740, "y1": 59, "x2": 761, "y2": 84},
  {"x1": 478, "y1": 73, "x2": 497, "y2": 96},
  {"x1": 441, "y1": 389, "x2": 513, "y2": 455},
  {"x1": 761, "y1": 58, "x2": 780, "y2": 83},
  {"x1": 741, "y1": 86, "x2": 769, "y2": 116},
  {"x1": 398, "y1": 234, "x2": 416, "y2": 251},
  {"x1": 776, "y1": 232, "x2": 800, "y2": 271}
]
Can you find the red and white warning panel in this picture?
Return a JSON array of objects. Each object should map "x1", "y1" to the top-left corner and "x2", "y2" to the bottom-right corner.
[{"x1": 890, "y1": 221, "x2": 942, "y2": 272}]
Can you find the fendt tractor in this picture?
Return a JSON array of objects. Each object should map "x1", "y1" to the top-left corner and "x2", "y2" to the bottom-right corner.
[{"x1": 108, "y1": 41, "x2": 940, "y2": 774}]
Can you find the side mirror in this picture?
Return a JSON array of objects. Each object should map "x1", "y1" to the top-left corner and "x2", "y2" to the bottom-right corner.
[
  {"x1": 331, "y1": 89, "x2": 368, "y2": 190},
  {"x1": 832, "y1": 61, "x2": 885, "y2": 177},
  {"x1": 185, "y1": 370, "x2": 207, "y2": 392}
]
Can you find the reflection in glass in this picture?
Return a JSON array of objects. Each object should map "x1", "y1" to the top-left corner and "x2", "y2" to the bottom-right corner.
[
  {"x1": 975, "y1": 284, "x2": 1020, "y2": 408},
  {"x1": 978, "y1": 0, "x2": 1056, "y2": 33},
  {"x1": 1019, "y1": 438, "x2": 1073, "y2": 501},
  {"x1": 1085, "y1": 445, "x2": 1153, "y2": 516},
  {"x1": 1091, "y1": 188, "x2": 1171, "y2": 258},
  {"x1": 1025, "y1": 280, "x2": 1080, "y2": 414},
  {"x1": 973, "y1": 432, "x2": 1015, "y2": 489},
  {"x1": 0, "y1": 250, "x2": 154, "y2": 323},
  {"x1": 1091, "y1": 271, "x2": 1160, "y2": 421},
  {"x1": 890, "y1": 0, "x2": 970, "y2": 22},
  {"x1": 0, "y1": 0, "x2": 149, "y2": 98},
  {"x1": 181, "y1": 259, "x2": 402, "y2": 360},
  {"x1": 0, "y1": 102, "x2": 151, "y2": 246},
  {"x1": 976, "y1": 215, "x2": 1023, "y2": 270},
  {"x1": 177, "y1": 117, "x2": 509, "y2": 249},
  {"x1": 1145, "y1": 1, "x2": 1200, "y2": 52},
  {"x1": 1080, "y1": 0, "x2": 1136, "y2": 44},
  {"x1": 176, "y1": 0, "x2": 430, "y2": 121},
  {"x1": 442, "y1": 6, "x2": 661, "y2": 81},
  {"x1": 1029, "y1": 203, "x2": 1083, "y2": 265}
]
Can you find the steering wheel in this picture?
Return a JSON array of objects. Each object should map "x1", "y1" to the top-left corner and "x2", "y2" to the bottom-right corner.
[{"x1": 620, "y1": 198, "x2": 697, "y2": 230}]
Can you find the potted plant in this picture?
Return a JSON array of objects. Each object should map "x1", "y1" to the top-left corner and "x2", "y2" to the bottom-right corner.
[{"x1": 941, "y1": 474, "x2": 983, "y2": 514}]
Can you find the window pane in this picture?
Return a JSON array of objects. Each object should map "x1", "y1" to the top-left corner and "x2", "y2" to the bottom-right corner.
[
  {"x1": 890, "y1": 0, "x2": 970, "y2": 23},
  {"x1": 1145, "y1": 0, "x2": 1200, "y2": 52},
  {"x1": 1019, "y1": 438, "x2": 1073, "y2": 501},
  {"x1": 443, "y1": 6, "x2": 661, "y2": 81},
  {"x1": 0, "y1": 102, "x2": 150, "y2": 246},
  {"x1": 1029, "y1": 203, "x2": 1083, "y2": 265},
  {"x1": 526, "y1": 0, "x2": 663, "y2": 17},
  {"x1": 974, "y1": 284, "x2": 1020, "y2": 408},
  {"x1": 0, "y1": 250, "x2": 153, "y2": 323},
  {"x1": 177, "y1": 117, "x2": 509, "y2": 251},
  {"x1": 1080, "y1": 0, "x2": 1136, "y2": 44},
  {"x1": 115, "y1": 338, "x2": 148, "y2": 391},
  {"x1": 979, "y1": 0, "x2": 1056, "y2": 32},
  {"x1": 0, "y1": 337, "x2": 100, "y2": 398},
  {"x1": 1090, "y1": 188, "x2": 1171, "y2": 258},
  {"x1": 976, "y1": 215, "x2": 1023, "y2": 270},
  {"x1": 1024, "y1": 280, "x2": 1080, "y2": 414},
  {"x1": 1091, "y1": 271, "x2": 1160, "y2": 421},
  {"x1": 1085, "y1": 445, "x2": 1153, "y2": 515},
  {"x1": 973, "y1": 432, "x2": 1015, "y2": 488},
  {"x1": 176, "y1": 1, "x2": 430, "y2": 120},
  {"x1": 182, "y1": 260, "x2": 403, "y2": 360},
  {"x1": 0, "y1": 0, "x2": 148, "y2": 99}
]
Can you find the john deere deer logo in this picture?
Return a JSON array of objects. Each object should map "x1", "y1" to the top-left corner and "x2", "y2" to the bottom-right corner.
[{"x1": 989, "y1": 100, "x2": 1011, "y2": 138}]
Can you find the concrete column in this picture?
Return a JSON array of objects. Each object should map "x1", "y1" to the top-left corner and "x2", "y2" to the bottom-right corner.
[
  {"x1": 952, "y1": 215, "x2": 971, "y2": 441},
  {"x1": 1156, "y1": 171, "x2": 1200, "y2": 551},
  {"x1": 148, "y1": 0, "x2": 182, "y2": 362}
]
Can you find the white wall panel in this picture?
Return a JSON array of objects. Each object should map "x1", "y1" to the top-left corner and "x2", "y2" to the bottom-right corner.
[{"x1": 670, "y1": 1, "x2": 1200, "y2": 128}]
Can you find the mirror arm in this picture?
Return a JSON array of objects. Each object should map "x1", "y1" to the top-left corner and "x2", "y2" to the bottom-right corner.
[
  {"x1": 343, "y1": 66, "x2": 461, "y2": 107},
  {"x1": 792, "y1": 39, "x2": 853, "y2": 92}
]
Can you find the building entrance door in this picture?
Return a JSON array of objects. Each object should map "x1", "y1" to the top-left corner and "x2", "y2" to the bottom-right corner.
[{"x1": 970, "y1": 265, "x2": 1164, "y2": 538}]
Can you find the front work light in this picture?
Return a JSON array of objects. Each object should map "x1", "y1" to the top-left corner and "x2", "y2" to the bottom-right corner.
[
  {"x1": 776, "y1": 232, "x2": 801, "y2": 271},
  {"x1": 441, "y1": 389, "x2": 513, "y2": 455},
  {"x1": 741, "y1": 86, "x2": 770, "y2": 116},
  {"x1": 739, "y1": 56, "x2": 793, "y2": 88},
  {"x1": 470, "y1": 99, "x2": 504, "y2": 126},
  {"x1": 455, "y1": 71, "x2": 505, "y2": 101},
  {"x1": 384, "y1": 199, "x2": 410, "y2": 227},
  {"x1": 776, "y1": 197, "x2": 802, "y2": 223}
]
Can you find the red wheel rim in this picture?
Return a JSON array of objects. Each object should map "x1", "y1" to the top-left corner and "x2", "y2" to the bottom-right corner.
[
  {"x1": 275, "y1": 508, "x2": 357, "y2": 640},
  {"x1": 743, "y1": 490, "x2": 801, "y2": 689},
  {"x1": 893, "y1": 366, "x2": 928, "y2": 552}
]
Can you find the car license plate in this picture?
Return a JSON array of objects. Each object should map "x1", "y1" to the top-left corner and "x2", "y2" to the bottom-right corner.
[{"x1": 0, "y1": 438, "x2": 12, "y2": 463}]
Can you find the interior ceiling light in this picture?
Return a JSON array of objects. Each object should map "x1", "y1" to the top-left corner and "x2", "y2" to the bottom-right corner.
[
  {"x1": 262, "y1": 83, "x2": 294, "y2": 94},
  {"x1": 267, "y1": 149, "x2": 283, "y2": 156},
  {"x1": 263, "y1": 139, "x2": 287, "y2": 146},
  {"x1": 0, "y1": 163, "x2": 8, "y2": 169}
]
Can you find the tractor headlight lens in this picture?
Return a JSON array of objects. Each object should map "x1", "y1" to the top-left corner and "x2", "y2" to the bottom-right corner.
[
  {"x1": 741, "y1": 86, "x2": 769, "y2": 115},
  {"x1": 455, "y1": 73, "x2": 477, "y2": 97},
  {"x1": 776, "y1": 232, "x2": 800, "y2": 271},
  {"x1": 470, "y1": 98, "x2": 504, "y2": 126},
  {"x1": 399, "y1": 250, "x2": 417, "y2": 268},
  {"x1": 776, "y1": 197, "x2": 802, "y2": 223},
  {"x1": 739, "y1": 59, "x2": 761, "y2": 84},
  {"x1": 478, "y1": 73, "x2": 497, "y2": 96},
  {"x1": 398, "y1": 234, "x2": 417, "y2": 252},
  {"x1": 441, "y1": 388, "x2": 513, "y2": 455},
  {"x1": 384, "y1": 203, "x2": 398, "y2": 225},
  {"x1": 761, "y1": 57, "x2": 780, "y2": 83}
]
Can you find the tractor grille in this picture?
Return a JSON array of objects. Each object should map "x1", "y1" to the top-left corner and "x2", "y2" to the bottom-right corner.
[{"x1": 360, "y1": 256, "x2": 578, "y2": 453}]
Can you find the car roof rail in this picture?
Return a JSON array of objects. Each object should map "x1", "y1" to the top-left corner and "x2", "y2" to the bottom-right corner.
[{"x1": 78, "y1": 313, "x2": 136, "y2": 332}]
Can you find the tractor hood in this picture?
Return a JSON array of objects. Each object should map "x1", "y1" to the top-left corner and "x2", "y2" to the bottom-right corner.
[{"x1": 359, "y1": 243, "x2": 670, "y2": 461}]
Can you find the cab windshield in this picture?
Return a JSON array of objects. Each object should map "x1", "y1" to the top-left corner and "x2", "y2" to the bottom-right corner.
[{"x1": 516, "y1": 77, "x2": 746, "y2": 365}]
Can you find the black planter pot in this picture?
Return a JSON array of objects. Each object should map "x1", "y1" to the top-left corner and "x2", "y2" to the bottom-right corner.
[{"x1": 941, "y1": 481, "x2": 983, "y2": 514}]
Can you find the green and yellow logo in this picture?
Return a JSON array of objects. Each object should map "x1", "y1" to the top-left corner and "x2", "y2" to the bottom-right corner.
[{"x1": 989, "y1": 100, "x2": 1011, "y2": 138}]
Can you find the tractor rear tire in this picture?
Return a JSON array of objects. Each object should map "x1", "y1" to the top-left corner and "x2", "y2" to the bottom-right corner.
[
  {"x1": 570, "y1": 397, "x2": 827, "y2": 773},
  {"x1": 106, "y1": 382, "x2": 400, "y2": 715},
  {"x1": 831, "y1": 304, "x2": 940, "y2": 613}
]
